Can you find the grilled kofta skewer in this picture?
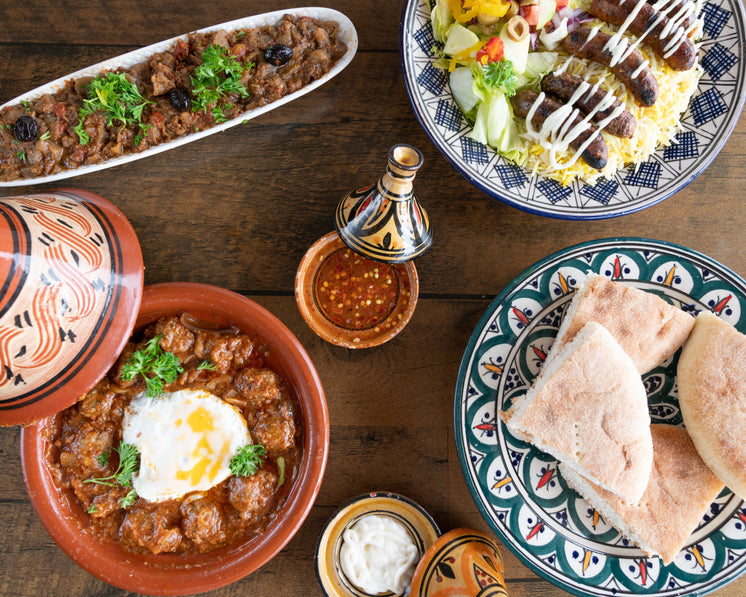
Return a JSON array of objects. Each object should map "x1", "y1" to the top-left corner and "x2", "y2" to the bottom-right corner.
[
  {"x1": 562, "y1": 27, "x2": 660, "y2": 107},
  {"x1": 541, "y1": 72, "x2": 637, "y2": 138},
  {"x1": 588, "y1": 0, "x2": 697, "y2": 71},
  {"x1": 511, "y1": 89, "x2": 609, "y2": 171}
]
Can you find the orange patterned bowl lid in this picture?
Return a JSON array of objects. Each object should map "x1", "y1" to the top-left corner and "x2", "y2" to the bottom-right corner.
[
  {"x1": 409, "y1": 528, "x2": 508, "y2": 597},
  {"x1": 0, "y1": 189, "x2": 143, "y2": 425}
]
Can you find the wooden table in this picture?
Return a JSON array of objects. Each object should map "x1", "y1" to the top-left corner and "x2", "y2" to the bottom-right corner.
[{"x1": 0, "y1": 1, "x2": 744, "y2": 595}]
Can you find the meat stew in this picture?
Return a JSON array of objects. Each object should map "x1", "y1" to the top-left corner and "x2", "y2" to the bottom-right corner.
[
  {"x1": 44, "y1": 315, "x2": 302, "y2": 555},
  {"x1": 0, "y1": 14, "x2": 347, "y2": 182}
]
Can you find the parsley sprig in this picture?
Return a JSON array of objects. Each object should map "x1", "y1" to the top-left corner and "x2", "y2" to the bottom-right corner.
[
  {"x1": 84, "y1": 441, "x2": 140, "y2": 508},
  {"x1": 229, "y1": 444, "x2": 266, "y2": 477},
  {"x1": 74, "y1": 72, "x2": 154, "y2": 145},
  {"x1": 480, "y1": 59, "x2": 517, "y2": 97},
  {"x1": 191, "y1": 44, "x2": 253, "y2": 123},
  {"x1": 121, "y1": 334, "x2": 184, "y2": 397}
]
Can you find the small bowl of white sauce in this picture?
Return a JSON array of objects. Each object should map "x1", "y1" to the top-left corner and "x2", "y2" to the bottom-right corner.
[{"x1": 316, "y1": 492, "x2": 440, "y2": 596}]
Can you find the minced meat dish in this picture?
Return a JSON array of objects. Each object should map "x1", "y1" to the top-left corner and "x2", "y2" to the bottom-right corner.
[
  {"x1": 44, "y1": 314, "x2": 302, "y2": 555},
  {"x1": 0, "y1": 14, "x2": 346, "y2": 182}
]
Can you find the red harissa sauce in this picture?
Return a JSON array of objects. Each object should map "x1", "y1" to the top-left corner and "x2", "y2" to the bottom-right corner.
[{"x1": 314, "y1": 247, "x2": 400, "y2": 330}]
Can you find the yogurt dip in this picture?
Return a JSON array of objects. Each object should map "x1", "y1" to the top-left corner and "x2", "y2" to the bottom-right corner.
[{"x1": 340, "y1": 514, "x2": 419, "y2": 594}]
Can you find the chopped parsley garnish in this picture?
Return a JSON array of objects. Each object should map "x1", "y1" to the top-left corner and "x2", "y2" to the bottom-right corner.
[
  {"x1": 16, "y1": 150, "x2": 26, "y2": 162},
  {"x1": 96, "y1": 450, "x2": 110, "y2": 468},
  {"x1": 191, "y1": 44, "x2": 252, "y2": 123},
  {"x1": 74, "y1": 72, "x2": 154, "y2": 145},
  {"x1": 85, "y1": 442, "x2": 140, "y2": 508},
  {"x1": 120, "y1": 334, "x2": 184, "y2": 397},
  {"x1": 120, "y1": 490, "x2": 138, "y2": 508},
  {"x1": 229, "y1": 444, "x2": 266, "y2": 477},
  {"x1": 198, "y1": 360, "x2": 217, "y2": 371},
  {"x1": 481, "y1": 59, "x2": 517, "y2": 97}
]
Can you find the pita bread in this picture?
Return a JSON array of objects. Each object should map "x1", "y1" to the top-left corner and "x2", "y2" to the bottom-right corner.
[
  {"x1": 677, "y1": 311, "x2": 746, "y2": 499},
  {"x1": 501, "y1": 321, "x2": 653, "y2": 503},
  {"x1": 559, "y1": 425, "x2": 724, "y2": 565},
  {"x1": 547, "y1": 273, "x2": 694, "y2": 374}
]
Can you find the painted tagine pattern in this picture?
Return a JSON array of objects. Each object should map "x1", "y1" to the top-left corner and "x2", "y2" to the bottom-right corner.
[
  {"x1": 0, "y1": 191, "x2": 137, "y2": 416},
  {"x1": 454, "y1": 238, "x2": 746, "y2": 596},
  {"x1": 335, "y1": 144, "x2": 432, "y2": 263},
  {"x1": 410, "y1": 528, "x2": 508, "y2": 597}
]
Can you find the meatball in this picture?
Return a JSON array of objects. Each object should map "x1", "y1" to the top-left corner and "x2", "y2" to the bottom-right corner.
[
  {"x1": 194, "y1": 333, "x2": 255, "y2": 373},
  {"x1": 251, "y1": 401, "x2": 297, "y2": 455},
  {"x1": 120, "y1": 504, "x2": 183, "y2": 554},
  {"x1": 58, "y1": 421, "x2": 116, "y2": 475},
  {"x1": 77, "y1": 383, "x2": 116, "y2": 420},
  {"x1": 228, "y1": 470, "x2": 278, "y2": 522},
  {"x1": 180, "y1": 497, "x2": 227, "y2": 551},
  {"x1": 155, "y1": 316, "x2": 195, "y2": 356},
  {"x1": 234, "y1": 368, "x2": 284, "y2": 404}
]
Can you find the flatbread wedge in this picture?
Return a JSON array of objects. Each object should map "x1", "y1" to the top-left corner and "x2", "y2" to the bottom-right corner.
[
  {"x1": 677, "y1": 311, "x2": 746, "y2": 499},
  {"x1": 547, "y1": 273, "x2": 694, "y2": 374},
  {"x1": 501, "y1": 321, "x2": 653, "y2": 503},
  {"x1": 559, "y1": 425, "x2": 724, "y2": 565}
]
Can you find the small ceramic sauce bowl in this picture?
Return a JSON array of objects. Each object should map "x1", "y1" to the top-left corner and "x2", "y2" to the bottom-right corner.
[
  {"x1": 316, "y1": 492, "x2": 440, "y2": 597},
  {"x1": 409, "y1": 528, "x2": 508, "y2": 597},
  {"x1": 295, "y1": 232, "x2": 419, "y2": 349}
]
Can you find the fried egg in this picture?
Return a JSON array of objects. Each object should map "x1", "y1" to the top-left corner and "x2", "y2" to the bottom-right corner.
[{"x1": 122, "y1": 388, "x2": 250, "y2": 502}]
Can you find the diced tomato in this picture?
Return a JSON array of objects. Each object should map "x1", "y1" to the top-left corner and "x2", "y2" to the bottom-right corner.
[
  {"x1": 475, "y1": 36, "x2": 505, "y2": 65},
  {"x1": 522, "y1": 4, "x2": 541, "y2": 27},
  {"x1": 555, "y1": 0, "x2": 569, "y2": 8}
]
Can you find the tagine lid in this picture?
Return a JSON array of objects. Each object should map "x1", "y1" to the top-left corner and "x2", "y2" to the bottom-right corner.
[{"x1": 0, "y1": 189, "x2": 143, "y2": 426}]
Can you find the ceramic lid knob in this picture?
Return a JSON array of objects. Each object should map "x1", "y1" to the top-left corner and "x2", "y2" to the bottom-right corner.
[{"x1": 335, "y1": 144, "x2": 432, "y2": 263}]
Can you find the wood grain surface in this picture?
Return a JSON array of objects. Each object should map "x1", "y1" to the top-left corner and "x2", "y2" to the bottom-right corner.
[{"x1": 1, "y1": 1, "x2": 745, "y2": 596}]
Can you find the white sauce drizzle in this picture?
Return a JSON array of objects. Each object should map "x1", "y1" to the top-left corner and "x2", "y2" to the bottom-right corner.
[
  {"x1": 617, "y1": 0, "x2": 698, "y2": 60},
  {"x1": 524, "y1": 74, "x2": 627, "y2": 170},
  {"x1": 339, "y1": 515, "x2": 419, "y2": 595},
  {"x1": 525, "y1": 90, "x2": 604, "y2": 170},
  {"x1": 601, "y1": 2, "x2": 651, "y2": 73}
]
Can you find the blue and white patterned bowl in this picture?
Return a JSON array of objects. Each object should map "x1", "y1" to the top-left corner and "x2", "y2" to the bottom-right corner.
[
  {"x1": 454, "y1": 238, "x2": 746, "y2": 596},
  {"x1": 400, "y1": 1, "x2": 746, "y2": 219}
]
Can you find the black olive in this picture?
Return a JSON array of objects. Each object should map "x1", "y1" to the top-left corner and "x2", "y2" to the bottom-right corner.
[
  {"x1": 264, "y1": 44, "x2": 293, "y2": 66},
  {"x1": 13, "y1": 115, "x2": 39, "y2": 142},
  {"x1": 168, "y1": 87, "x2": 192, "y2": 112}
]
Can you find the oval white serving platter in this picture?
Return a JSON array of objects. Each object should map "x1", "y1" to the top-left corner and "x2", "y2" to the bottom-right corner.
[{"x1": 0, "y1": 7, "x2": 358, "y2": 187}]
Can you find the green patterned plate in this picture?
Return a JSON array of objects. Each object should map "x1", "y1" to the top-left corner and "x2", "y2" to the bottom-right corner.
[{"x1": 454, "y1": 238, "x2": 746, "y2": 596}]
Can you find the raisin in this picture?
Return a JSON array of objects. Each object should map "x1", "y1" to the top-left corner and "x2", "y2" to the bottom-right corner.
[
  {"x1": 168, "y1": 87, "x2": 192, "y2": 112},
  {"x1": 13, "y1": 115, "x2": 39, "y2": 142},
  {"x1": 264, "y1": 44, "x2": 293, "y2": 66}
]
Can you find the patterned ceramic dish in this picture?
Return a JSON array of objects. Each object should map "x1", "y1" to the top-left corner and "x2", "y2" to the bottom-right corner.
[
  {"x1": 315, "y1": 492, "x2": 440, "y2": 596},
  {"x1": 399, "y1": 0, "x2": 746, "y2": 219},
  {"x1": 454, "y1": 238, "x2": 746, "y2": 596},
  {"x1": 0, "y1": 189, "x2": 143, "y2": 425},
  {"x1": 0, "y1": 7, "x2": 357, "y2": 187},
  {"x1": 410, "y1": 527, "x2": 508, "y2": 596}
]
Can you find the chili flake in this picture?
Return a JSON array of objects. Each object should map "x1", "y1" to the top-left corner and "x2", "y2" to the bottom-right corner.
[{"x1": 314, "y1": 247, "x2": 400, "y2": 330}]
